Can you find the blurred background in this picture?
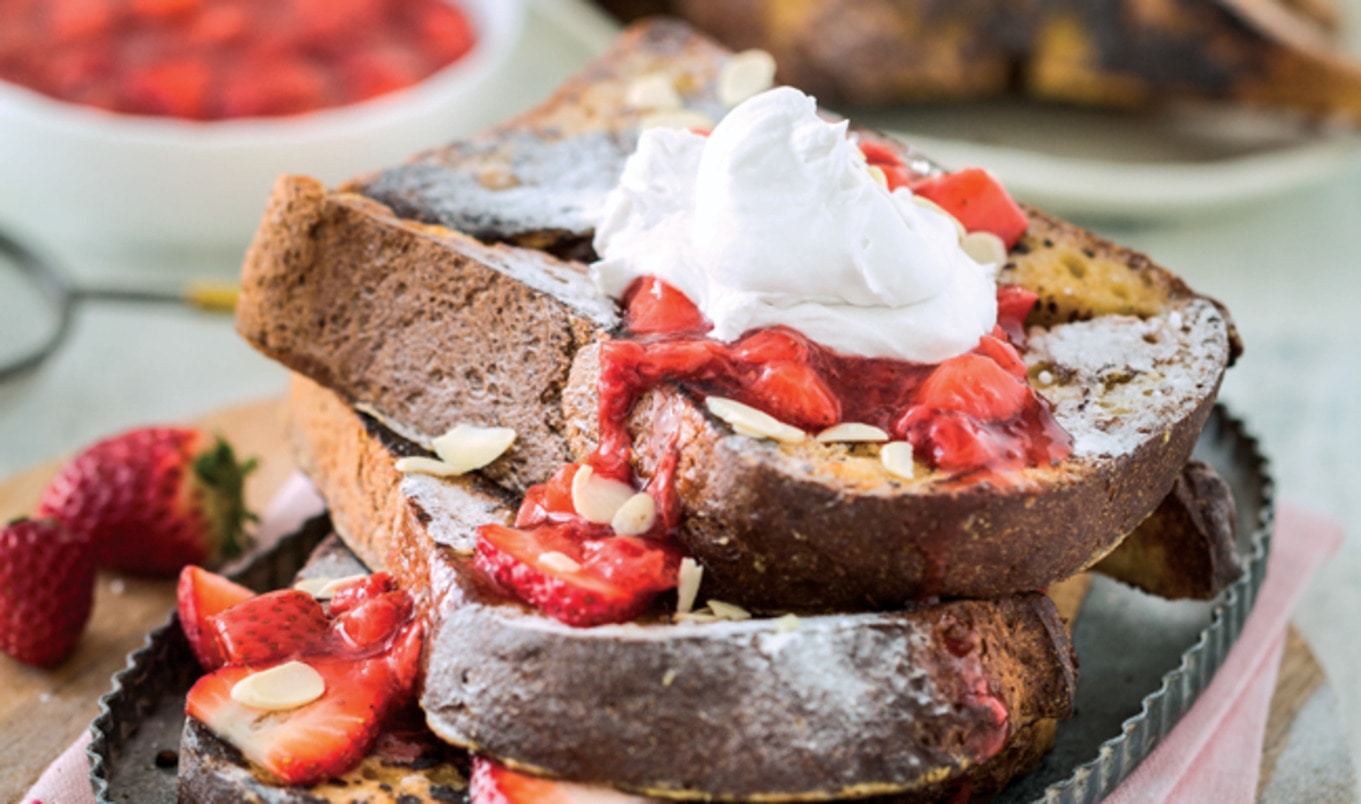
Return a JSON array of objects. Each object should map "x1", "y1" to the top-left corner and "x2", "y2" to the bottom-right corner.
[{"x1": 0, "y1": 0, "x2": 1358, "y2": 793}]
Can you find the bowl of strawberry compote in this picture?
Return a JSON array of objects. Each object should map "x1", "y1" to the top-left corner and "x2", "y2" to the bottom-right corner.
[{"x1": 0, "y1": 0, "x2": 522, "y2": 249}]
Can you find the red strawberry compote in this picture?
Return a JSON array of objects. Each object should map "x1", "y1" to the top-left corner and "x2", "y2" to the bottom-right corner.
[{"x1": 475, "y1": 86, "x2": 1072, "y2": 628}]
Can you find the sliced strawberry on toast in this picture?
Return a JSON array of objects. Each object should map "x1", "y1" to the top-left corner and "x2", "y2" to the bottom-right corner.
[
  {"x1": 185, "y1": 655, "x2": 395, "y2": 786},
  {"x1": 475, "y1": 523, "x2": 681, "y2": 627},
  {"x1": 178, "y1": 566, "x2": 254, "y2": 671},
  {"x1": 207, "y1": 589, "x2": 330, "y2": 666},
  {"x1": 470, "y1": 756, "x2": 656, "y2": 804}
]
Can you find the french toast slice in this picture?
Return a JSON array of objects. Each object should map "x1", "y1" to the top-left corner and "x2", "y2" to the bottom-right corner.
[
  {"x1": 238, "y1": 21, "x2": 1238, "y2": 609},
  {"x1": 283, "y1": 374, "x2": 1078, "y2": 801}
]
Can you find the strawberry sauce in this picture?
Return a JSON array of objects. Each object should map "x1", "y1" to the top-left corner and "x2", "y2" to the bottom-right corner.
[
  {"x1": 476, "y1": 146, "x2": 1072, "y2": 627},
  {"x1": 594, "y1": 276, "x2": 1072, "y2": 480},
  {"x1": 0, "y1": 0, "x2": 476, "y2": 119}
]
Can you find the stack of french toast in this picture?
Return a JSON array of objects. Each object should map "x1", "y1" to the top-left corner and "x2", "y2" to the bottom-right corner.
[{"x1": 182, "y1": 20, "x2": 1245, "y2": 803}]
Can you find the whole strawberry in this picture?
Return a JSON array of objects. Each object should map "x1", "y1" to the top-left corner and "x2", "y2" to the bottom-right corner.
[
  {"x1": 0, "y1": 518, "x2": 95, "y2": 666},
  {"x1": 38, "y1": 427, "x2": 256, "y2": 576}
]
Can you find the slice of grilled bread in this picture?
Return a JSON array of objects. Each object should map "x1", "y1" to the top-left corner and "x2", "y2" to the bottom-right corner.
[
  {"x1": 284, "y1": 374, "x2": 1078, "y2": 801},
  {"x1": 237, "y1": 23, "x2": 1238, "y2": 610}
]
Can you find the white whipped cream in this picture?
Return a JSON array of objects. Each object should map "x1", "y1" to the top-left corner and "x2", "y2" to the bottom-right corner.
[{"x1": 591, "y1": 87, "x2": 998, "y2": 364}]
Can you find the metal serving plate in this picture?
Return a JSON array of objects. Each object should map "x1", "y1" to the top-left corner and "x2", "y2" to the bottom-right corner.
[{"x1": 88, "y1": 405, "x2": 1272, "y2": 803}]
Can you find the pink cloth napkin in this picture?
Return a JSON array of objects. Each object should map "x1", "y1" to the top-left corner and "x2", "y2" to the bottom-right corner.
[
  {"x1": 1107, "y1": 503, "x2": 1342, "y2": 803},
  {"x1": 23, "y1": 484, "x2": 1343, "y2": 804}
]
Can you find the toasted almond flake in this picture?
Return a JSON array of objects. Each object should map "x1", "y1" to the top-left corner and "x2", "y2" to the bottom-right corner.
[
  {"x1": 317, "y1": 574, "x2": 368, "y2": 600},
  {"x1": 431, "y1": 424, "x2": 517, "y2": 474},
  {"x1": 718, "y1": 49, "x2": 777, "y2": 107},
  {"x1": 570, "y1": 465, "x2": 637, "y2": 525},
  {"x1": 707, "y1": 599, "x2": 752, "y2": 621},
  {"x1": 611, "y1": 492, "x2": 657, "y2": 536},
  {"x1": 676, "y1": 558, "x2": 703, "y2": 614},
  {"x1": 868, "y1": 165, "x2": 888, "y2": 188},
  {"x1": 705, "y1": 396, "x2": 806, "y2": 443},
  {"x1": 816, "y1": 422, "x2": 890, "y2": 443},
  {"x1": 394, "y1": 456, "x2": 464, "y2": 477},
  {"x1": 538, "y1": 551, "x2": 582, "y2": 574},
  {"x1": 880, "y1": 441, "x2": 916, "y2": 480},
  {"x1": 774, "y1": 613, "x2": 802, "y2": 632},
  {"x1": 661, "y1": 668, "x2": 677, "y2": 687},
  {"x1": 641, "y1": 109, "x2": 715, "y2": 131},
  {"x1": 911, "y1": 195, "x2": 967, "y2": 239},
  {"x1": 626, "y1": 73, "x2": 682, "y2": 110},
  {"x1": 231, "y1": 661, "x2": 326, "y2": 711},
  {"x1": 962, "y1": 230, "x2": 1008, "y2": 266},
  {"x1": 292, "y1": 577, "x2": 332, "y2": 597}
]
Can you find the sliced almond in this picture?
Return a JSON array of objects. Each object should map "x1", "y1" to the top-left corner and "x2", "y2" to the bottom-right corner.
[
  {"x1": 962, "y1": 230, "x2": 1008, "y2": 266},
  {"x1": 880, "y1": 441, "x2": 916, "y2": 480},
  {"x1": 293, "y1": 573, "x2": 367, "y2": 600},
  {"x1": 230, "y1": 661, "x2": 326, "y2": 711},
  {"x1": 705, "y1": 396, "x2": 806, "y2": 443},
  {"x1": 911, "y1": 195, "x2": 967, "y2": 239},
  {"x1": 570, "y1": 465, "x2": 637, "y2": 525},
  {"x1": 868, "y1": 165, "x2": 888, "y2": 189},
  {"x1": 676, "y1": 557, "x2": 703, "y2": 614},
  {"x1": 538, "y1": 551, "x2": 582, "y2": 574},
  {"x1": 640, "y1": 109, "x2": 714, "y2": 131},
  {"x1": 718, "y1": 49, "x2": 777, "y2": 107},
  {"x1": 774, "y1": 613, "x2": 802, "y2": 632},
  {"x1": 815, "y1": 422, "x2": 890, "y2": 443},
  {"x1": 611, "y1": 492, "x2": 657, "y2": 536},
  {"x1": 394, "y1": 456, "x2": 463, "y2": 478},
  {"x1": 707, "y1": 599, "x2": 752, "y2": 621},
  {"x1": 626, "y1": 72, "x2": 682, "y2": 111},
  {"x1": 431, "y1": 424, "x2": 517, "y2": 474},
  {"x1": 316, "y1": 574, "x2": 369, "y2": 600},
  {"x1": 291, "y1": 576, "x2": 332, "y2": 597}
]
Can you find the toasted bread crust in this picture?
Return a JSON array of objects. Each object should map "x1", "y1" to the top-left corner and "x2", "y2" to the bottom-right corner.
[
  {"x1": 285, "y1": 375, "x2": 1077, "y2": 801},
  {"x1": 1094, "y1": 460, "x2": 1242, "y2": 599}
]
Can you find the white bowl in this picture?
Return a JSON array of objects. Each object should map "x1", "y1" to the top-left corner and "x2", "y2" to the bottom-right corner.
[{"x1": 0, "y1": 0, "x2": 524, "y2": 251}]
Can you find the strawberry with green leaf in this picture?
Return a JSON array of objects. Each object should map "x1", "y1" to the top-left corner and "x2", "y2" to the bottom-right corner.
[{"x1": 38, "y1": 426, "x2": 256, "y2": 576}]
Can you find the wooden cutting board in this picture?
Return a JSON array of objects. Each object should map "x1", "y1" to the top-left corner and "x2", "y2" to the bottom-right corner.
[{"x1": 0, "y1": 395, "x2": 1335, "y2": 801}]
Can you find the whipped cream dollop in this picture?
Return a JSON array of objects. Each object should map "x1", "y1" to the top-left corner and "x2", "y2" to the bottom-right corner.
[{"x1": 591, "y1": 87, "x2": 999, "y2": 364}]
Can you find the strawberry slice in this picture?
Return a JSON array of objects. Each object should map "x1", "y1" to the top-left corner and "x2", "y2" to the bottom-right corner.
[
  {"x1": 740, "y1": 359, "x2": 840, "y2": 431},
  {"x1": 207, "y1": 589, "x2": 330, "y2": 666},
  {"x1": 186, "y1": 655, "x2": 395, "y2": 786},
  {"x1": 622, "y1": 276, "x2": 711, "y2": 336},
  {"x1": 326, "y1": 572, "x2": 396, "y2": 617},
  {"x1": 475, "y1": 524, "x2": 682, "y2": 627},
  {"x1": 972, "y1": 333, "x2": 1028, "y2": 380},
  {"x1": 333, "y1": 591, "x2": 415, "y2": 653},
  {"x1": 470, "y1": 756, "x2": 656, "y2": 804},
  {"x1": 911, "y1": 167, "x2": 1029, "y2": 248},
  {"x1": 858, "y1": 139, "x2": 916, "y2": 191},
  {"x1": 910, "y1": 411, "x2": 1018, "y2": 475},
  {"x1": 177, "y1": 566, "x2": 254, "y2": 671},
  {"x1": 914, "y1": 353, "x2": 1029, "y2": 422},
  {"x1": 995, "y1": 285, "x2": 1040, "y2": 346}
]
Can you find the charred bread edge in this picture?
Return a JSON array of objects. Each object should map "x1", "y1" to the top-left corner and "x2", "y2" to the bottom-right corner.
[
  {"x1": 88, "y1": 516, "x2": 335, "y2": 804},
  {"x1": 284, "y1": 375, "x2": 1079, "y2": 801}
]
